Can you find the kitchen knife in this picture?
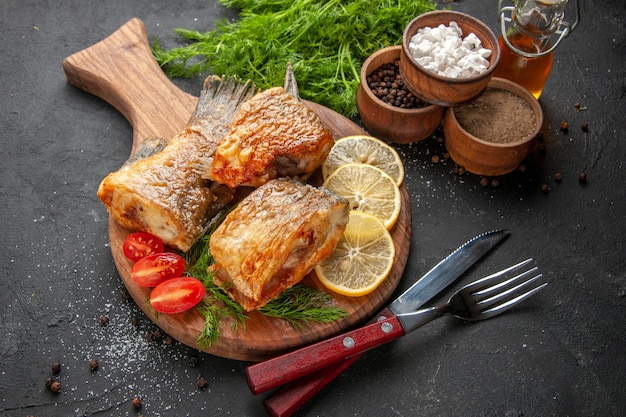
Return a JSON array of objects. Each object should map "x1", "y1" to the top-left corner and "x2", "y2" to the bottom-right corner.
[{"x1": 246, "y1": 229, "x2": 509, "y2": 398}]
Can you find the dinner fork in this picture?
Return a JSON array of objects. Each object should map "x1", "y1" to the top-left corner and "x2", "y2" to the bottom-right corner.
[{"x1": 246, "y1": 259, "x2": 547, "y2": 395}]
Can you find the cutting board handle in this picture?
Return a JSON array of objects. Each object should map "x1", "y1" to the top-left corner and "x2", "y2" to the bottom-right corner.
[{"x1": 62, "y1": 17, "x2": 197, "y2": 152}]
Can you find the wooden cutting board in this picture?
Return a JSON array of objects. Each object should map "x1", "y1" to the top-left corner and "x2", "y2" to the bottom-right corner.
[{"x1": 62, "y1": 18, "x2": 412, "y2": 362}]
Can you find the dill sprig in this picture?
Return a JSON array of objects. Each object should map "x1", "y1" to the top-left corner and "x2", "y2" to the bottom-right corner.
[
  {"x1": 182, "y1": 208, "x2": 349, "y2": 348},
  {"x1": 259, "y1": 286, "x2": 349, "y2": 329},
  {"x1": 152, "y1": 0, "x2": 437, "y2": 117}
]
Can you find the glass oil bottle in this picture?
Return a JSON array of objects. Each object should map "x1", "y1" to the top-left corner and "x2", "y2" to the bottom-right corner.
[{"x1": 493, "y1": 0, "x2": 580, "y2": 98}]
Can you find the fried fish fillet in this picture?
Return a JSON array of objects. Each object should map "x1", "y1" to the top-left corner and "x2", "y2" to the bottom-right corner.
[
  {"x1": 198, "y1": 66, "x2": 334, "y2": 188},
  {"x1": 97, "y1": 76, "x2": 256, "y2": 252},
  {"x1": 209, "y1": 179, "x2": 349, "y2": 311}
]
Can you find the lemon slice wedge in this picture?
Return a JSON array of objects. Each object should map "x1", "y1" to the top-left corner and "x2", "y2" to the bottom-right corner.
[
  {"x1": 322, "y1": 163, "x2": 401, "y2": 230},
  {"x1": 315, "y1": 211, "x2": 395, "y2": 297},
  {"x1": 322, "y1": 135, "x2": 405, "y2": 186}
]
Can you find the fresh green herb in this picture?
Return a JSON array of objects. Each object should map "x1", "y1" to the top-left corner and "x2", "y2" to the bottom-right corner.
[
  {"x1": 182, "y1": 211, "x2": 247, "y2": 348},
  {"x1": 182, "y1": 208, "x2": 349, "y2": 348},
  {"x1": 152, "y1": 0, "x2": 437, "y2": 117},
  {"x1": 259, "y1": 285, "x2": 349, "y2": 328}
]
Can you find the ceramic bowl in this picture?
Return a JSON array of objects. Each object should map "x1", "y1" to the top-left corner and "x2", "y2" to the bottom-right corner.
[
  {"x1": 356, "y1": 45, "x2": 445, "y2": 144},
  {"x1": 400, "y1": 10, "x2": 500, "y2": 106},
  {"x1": 443, "y1": 77, "x2": 543, "y2": 176}
]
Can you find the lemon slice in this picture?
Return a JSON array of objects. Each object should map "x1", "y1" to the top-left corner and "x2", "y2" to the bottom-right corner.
[
  {"x1": 322, "y1": 135, "x2": 405, "y2": 186},
  {"x1": 323, "y1": 163, "x2": 401, "y2": 230},
  {"x1": 315, "y1": 211, "x2": 395, "y2": 297}
]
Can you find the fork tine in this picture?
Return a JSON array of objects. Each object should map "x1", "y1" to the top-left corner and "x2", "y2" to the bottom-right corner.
[
  {"x1": 478, "y1": 281, "x2": 548, "y2": 320},
  {"x1": 476, "y1": 272, "x2": 542, "y2": 309},
  {"x1": 462, "y1": 258, "x2": 534, "y2": 293},
  {"x1": 472, "y1": 266, "x2": 539, "y2": 301}
]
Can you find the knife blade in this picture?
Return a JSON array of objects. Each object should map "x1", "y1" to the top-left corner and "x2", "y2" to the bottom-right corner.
[{"x1": 246, "y1": 229, "x2": 509, "y2": 397}]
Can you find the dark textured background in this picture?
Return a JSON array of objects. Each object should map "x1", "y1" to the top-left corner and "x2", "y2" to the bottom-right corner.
[{"x1": 1, "y1": 1, "x2": 624, "y2": 416}]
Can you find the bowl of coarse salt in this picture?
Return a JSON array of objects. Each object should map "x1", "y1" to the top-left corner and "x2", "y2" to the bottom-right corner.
[{"x1": 400, "y1": 10, "x2": 500, "y2": 106}]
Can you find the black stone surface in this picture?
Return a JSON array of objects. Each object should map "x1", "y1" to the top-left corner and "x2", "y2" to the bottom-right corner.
[{"x1": 1, "y1": 1, "x2": 624, "y2": 416}]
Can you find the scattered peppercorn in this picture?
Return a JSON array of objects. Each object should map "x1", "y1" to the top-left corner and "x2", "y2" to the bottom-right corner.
[
  {"x1": 559, "y1": 121, "x2": 569, "y2": 132},
  {"x1": 197, "y1": 377, "x2": 209, "y2": 389},
  {"x1": 518, "y1": 164, "x2": 527, "y2": 173},
  {"x1": 578, "y1": 172, "x2": 588, "y2": 184},
  {"x1": 431, "y1": 154, "x2": 440, "y2": 164},
  {"x1": 366, "y1": 61, "x2": 427, "y2": 109},
  {"x1": 132, "y1": 396, "x2": 142, "y2": 409},
  {"x1": 457, "y1": 166, "x2": 466, "y2": 176},
  {"x1": 574, "y1": 102, "x2": 581, "y2": 110},
  {"x1": 50, "y1": 381, "x2": 61, "y2": 393},
  {"x1": 581, "y1": 121, "x2": 589, "y2": 132},
  {"x1": 45, "y1": 377, "x2": 54, "y2": 387},
  {"x1": 130, "y1": 316, "x2": 139, "y2": 327},
  {"x1": 541, "y1": 183, "x2": 550, "y2": 193},
  {"x1": 442, "y1": 152, "x2": 450, "y2": 160},
  {"x1": 51, "y1": 362, "x2": 61, "y2": 375},
  {"x1": 188, "y1": 356, "x2": 198, "y2": 367},
  {"x1": 89, "y1": 358, "x2": 99, "y2": 371},
  {"x1": 554, "y1": 172, "x2": 562, "y2": 182},
  {"x1": 164, "y1": 335, "x2": 173, "y2": 345},
  {"x1": 480, "y1": 177, "x2": 489, "y2": 187},
  {"x1": 100, "y1": 315, "x2": 109, "y2": 326},
  {"x1": 490, "y1": 178, "x2": 500, "y2": 188}
]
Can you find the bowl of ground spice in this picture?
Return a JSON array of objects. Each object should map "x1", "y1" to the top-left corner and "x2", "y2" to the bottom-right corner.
[
  {"x1": 443, "y1": 77, "x2": 543, "y2": 176},
  {"x1": 357, "y1": 45, "x2": 445, "y2": 144},
  {"x1": 400, "y1": 10, "x2": 500, "y2": 106}
]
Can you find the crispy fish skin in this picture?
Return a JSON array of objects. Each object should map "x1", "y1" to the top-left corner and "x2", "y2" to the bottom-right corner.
[
  {"x1": 97, "y1": 76, "x2": 256, "y2": 252},
  {"x1": 209, "y1": 179, "x2": 350, "y2": 311},
  {"x1": 201, "y1": 86, "x2": 334, "y2": 188}
]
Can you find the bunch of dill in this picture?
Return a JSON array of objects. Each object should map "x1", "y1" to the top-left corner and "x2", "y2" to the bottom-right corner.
[{"x1": 152, "y1": 0, "x2": 437, "y2": 117}]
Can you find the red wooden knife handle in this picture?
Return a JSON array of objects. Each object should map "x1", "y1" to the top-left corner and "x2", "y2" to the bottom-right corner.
[
  {"x1": 245, "y1": 314, "x2": 405, "y2": 395},
  {"x1": 262, "y1": 307, "x2": 394, "y2": 416},
  {"x1": 262, "y1": 355, "x2": 358, "y2": 417}
]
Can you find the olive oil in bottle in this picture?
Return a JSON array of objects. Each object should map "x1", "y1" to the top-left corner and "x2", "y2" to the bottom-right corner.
[{"x1": 493, "y1": 0, "x2": 580, "y2": 98}]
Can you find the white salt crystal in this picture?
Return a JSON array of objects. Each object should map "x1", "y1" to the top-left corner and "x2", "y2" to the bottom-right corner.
[{"x1": 408, "y1": 20, "x2": 492, "y2": 78}]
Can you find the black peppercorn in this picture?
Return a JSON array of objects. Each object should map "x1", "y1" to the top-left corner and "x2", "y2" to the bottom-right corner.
[
  {"x1": 100, "y1": 315, "x2": 109, "y2": 326},
  {"x1": 367, "y1": 62, "x2": 426, "y2": 109},
  {"x1": 578, "y1": 172, "x2": 588, "y2": 184},
  {"x1": 50, "y1": 381, "x2": 61, "y2": 393},
  {"x1": 89, "y1": 358, "x2": 99, "y2": 371},
  {"x1": 581, "y1": 121, "x2": 589, "y2": 132},
  {"x1": 554, "y1": 172, "x2": 562, "y2": 182},
  {"x1": 541, "y1": 183, "x2": 550, "y2": 193},
  {"x1": 132, "y1": 396, "x2": 142, "y2": 409},
  {"x1": 51, "y1": 362, "x2": 61, "y2": 374},
  {"x1": 559, "y1": 121, "x2": 569, "y2": 132},
  {"x1": 198, "y1": 377, "x2": 209, "y2": 389}
]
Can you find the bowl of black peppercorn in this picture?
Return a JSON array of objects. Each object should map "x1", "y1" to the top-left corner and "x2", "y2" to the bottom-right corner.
[{"x1": 357, "y1": 45, "x2": 444, "y2": 144}]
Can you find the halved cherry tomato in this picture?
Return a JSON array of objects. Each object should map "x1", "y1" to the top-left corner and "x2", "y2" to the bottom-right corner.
[
  {"x1": 123, "y1": 232, "x2": 165, "y2": 262},
  {"x1": 150, "y1": 277, "x2": 206, "y2": 314},
  {"x1": 131, "y1": 252, "x2": 186, "y2": 287}
]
